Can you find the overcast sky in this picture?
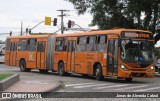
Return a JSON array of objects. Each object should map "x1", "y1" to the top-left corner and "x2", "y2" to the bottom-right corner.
[{"x1": 0, "y1": 0, "x2": 95, "y2": 41}]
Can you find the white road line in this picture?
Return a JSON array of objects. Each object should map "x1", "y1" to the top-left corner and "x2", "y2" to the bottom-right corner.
[
  {"x1": 65, "y1": 83, "x2": 95, "y2": 87},
  {"x1": 94, "y1": 84, "x2": 131, "y2": 90},
  {"x1": 134, "y1": 86, "x2": 160, "y2": 92},
  {"x1": 113, "y1": 85, "x2": 149, "y2": 91},
  {"x1": 73, "y1": 84, "x2": 111, "y2": 89}
]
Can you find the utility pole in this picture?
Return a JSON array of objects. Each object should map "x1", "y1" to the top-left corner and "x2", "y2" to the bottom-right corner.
[
  {"x1": 57, "y1": 9, "x2": 69, "y2": 34},
  {"x1": 20, "y1": 21, "x2": 23, "y2": 35}
]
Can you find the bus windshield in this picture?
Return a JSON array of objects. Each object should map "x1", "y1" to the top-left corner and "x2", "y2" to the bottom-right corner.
[{"x1": 121, "y1": 39, "x2": 154, "y2": 62}]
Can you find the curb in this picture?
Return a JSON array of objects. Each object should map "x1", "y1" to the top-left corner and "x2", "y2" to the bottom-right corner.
[
  {"x1": 40, "y1": 83, "x2": 62, "y2": 95},
  {"x1": 0, "y1": 74, "x2": 19, "y2": 91},
  {"x1": 0, "y1": 84, "x2": 62, "y2": 101}
]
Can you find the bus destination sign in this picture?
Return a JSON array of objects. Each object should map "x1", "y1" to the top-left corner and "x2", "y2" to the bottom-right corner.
[{"x1": 121, "y1": 32, "x2": 152, "y2": 39}]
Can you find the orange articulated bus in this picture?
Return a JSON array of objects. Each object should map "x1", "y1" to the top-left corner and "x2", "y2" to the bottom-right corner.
[{"x1": 5, "y1": 28, "x2": 155, "y2": 81}]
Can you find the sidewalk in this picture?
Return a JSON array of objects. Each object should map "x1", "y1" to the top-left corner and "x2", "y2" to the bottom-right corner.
[{"x1": 3, "y1": 79, "x2": 61, "y2": 92}]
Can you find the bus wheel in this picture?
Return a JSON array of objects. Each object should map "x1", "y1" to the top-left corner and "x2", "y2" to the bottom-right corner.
[
  {"x1": 39, "y1": 69, "x2": 48, "y2": 73},
  {"x1": 58, "y1": 62, "x2": 65, "y2": 76},
  {"x1": 19, "y1": 60, "x2": 30, "y2": 72},
  {"x1": 125, "y1": 78, "x2": 133, "y2": 82},
  {"x1": 95, "y1": 64, "x2": 104, "y2": 81}
]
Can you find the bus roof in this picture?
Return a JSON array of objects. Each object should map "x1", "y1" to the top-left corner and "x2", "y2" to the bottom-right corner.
[
  {"x1": 56, "y1": 28, "x2": 152, "y2": 37},
  {"x1": 6, "y1": 28, "x2": 152, "y2": 39},
  {"x1": 6, "y1": 34, "x2": 50, "y2": 39}
]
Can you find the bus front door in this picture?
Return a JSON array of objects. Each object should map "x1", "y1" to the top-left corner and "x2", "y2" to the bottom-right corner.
[
  {"x1": 36, "y1": 42, "x2": 46, "y2": 69},
  {"x1": 67, "y1": 41, "x2": 76, "y2": 72},
  {"x1": 107, "y1": 39, "x2": 118, "y2": 76},
  {"x1": 9, "y1": 42, "x2": 17, "y2": 66}
]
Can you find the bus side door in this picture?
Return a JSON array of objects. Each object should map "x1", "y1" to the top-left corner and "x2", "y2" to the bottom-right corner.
[
  {"x1": 37, "y1": 42, "x2": 46, "y2": 69},
  {"x1": 107, "y1": 38, "x2": 118, "y2": 76},
  {"x1": 67, "y1": 41, "x2": 76, "y2": 72},
  {"x1": 9, "y1": 42, "x2": 17, "y2": 66}
]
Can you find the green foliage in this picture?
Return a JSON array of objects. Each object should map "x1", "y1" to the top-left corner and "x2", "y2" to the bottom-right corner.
[
  {"x1": 0, "y1": 74, "x2": 13, "y2": 80},
  {"x1": 66, "y1": 0, "x2": 160, "y2": 42}
]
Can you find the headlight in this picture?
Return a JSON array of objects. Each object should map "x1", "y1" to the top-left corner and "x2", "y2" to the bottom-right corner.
[
  {"x1": 150, "y1": 66, "x2": 154, "y2": 70},
  {"x1": 120, "y1": 65, "x2": 128, "y2": 71},
  {"x1": 148, "y1": 66, "x2": 154, "y2": 72}
]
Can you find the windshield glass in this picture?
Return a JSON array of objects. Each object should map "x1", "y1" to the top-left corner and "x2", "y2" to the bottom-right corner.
[{"x1": 121, "y1": 39, "x2": 154, "y2": 62}]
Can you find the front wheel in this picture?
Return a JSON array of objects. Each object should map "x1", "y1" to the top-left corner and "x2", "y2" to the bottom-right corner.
[
  {"x1": 95, "y1": 64, "x2": 104, "y2": 81},
  {"x1": 19, "y1": 60, "x2": 31, "y2": 72}
]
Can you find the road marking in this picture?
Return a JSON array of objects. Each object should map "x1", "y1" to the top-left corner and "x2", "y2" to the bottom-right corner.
[
  {"x1": 65, "y1": 83, "x2": 95, "y2": 87},
  {"x1": 73, "y1": 84, "x2": 111, "y2": 88},
  {"x1": 113, "y1": 85, "x2": 149, "y2": 91},
  {"x1": 134, "y1": 86, "x2": 160, "y2": 92},
  {"x1": 94, "y1": 84, "x2": 131, "y2": 90}
]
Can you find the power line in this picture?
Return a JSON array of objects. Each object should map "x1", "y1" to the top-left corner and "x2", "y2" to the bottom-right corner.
[{"x1": 67, "y1": 15, "x2": 92, "y2": 21}]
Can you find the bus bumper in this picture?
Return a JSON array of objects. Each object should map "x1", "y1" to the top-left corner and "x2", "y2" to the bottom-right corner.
[{"x1": 118, "y1": 71, "x2": 155, "y2": 78}]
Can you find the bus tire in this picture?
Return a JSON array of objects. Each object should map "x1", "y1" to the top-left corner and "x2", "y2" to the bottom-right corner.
[
  {"x1": 58, "y1": 62, "x2": 65, "y2": 76},
  {"x1": 39, "y1": 69, "x2": 48, "y2": 73},
  {"x1": 19, "y1": 60, "x2": 31, "y2": 72},
  {"x1": 125, "y1": 78, "x2": 133, "y2": 82},
  {"x1": 95, "y1": 64, "x2": 104, "y2": 81}
]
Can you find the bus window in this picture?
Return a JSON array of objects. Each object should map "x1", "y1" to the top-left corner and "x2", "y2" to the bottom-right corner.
[
  {"x1": 18, "y1": 39, "x2": 27, "y2": 51},
  {"x1": 109, "y1": 40, "x2": 114, "y2": 53},
  {"x1": 27, "y1": 39, "x2": 37, "y2": 51},
  {"x1": 37, "y1": 42, "x2": 45, "y2": 52},
  {"x1": 87, "y1": 36, "x2": 97, "y2": 52},
  {"x1": 97, "y1": 35, "x2": 107, "y2": 52},
  {"x1": 6, "y1": 39, "x2": 10, "y2": 51},
  {"x1": 77, "y1": 36, "x2": 86, "y2": 52},
  {"x1": 12, "y1": 43, "x2": 17, "y2": 51},
  {"x1": 55, "y1": 38, "x2": 66, "y2": 51}
]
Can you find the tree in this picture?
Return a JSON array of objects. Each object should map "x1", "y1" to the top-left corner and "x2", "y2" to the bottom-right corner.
[{"x1": 65, "y1": 0, "x2": 160, "y2": 42}]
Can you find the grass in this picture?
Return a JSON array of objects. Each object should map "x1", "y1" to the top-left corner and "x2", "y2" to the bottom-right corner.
[{"x1": 0, "y1": 74, "x2": 13, "y2": 81}]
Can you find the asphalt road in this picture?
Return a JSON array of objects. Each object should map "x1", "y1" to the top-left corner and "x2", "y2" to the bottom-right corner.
[
  {"x1": 1, "y1": 64, "x2": 160, "y2": 101},
  {"x1": 1, "y1": 63, "x2": 160, "y2": 93}
]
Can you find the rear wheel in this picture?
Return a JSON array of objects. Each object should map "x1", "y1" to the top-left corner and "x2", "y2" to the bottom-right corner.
[
  {"x1": 95, "y1": 64, "x2": 104, "y2": 81},
  {"x1": 125, "y1": 78, "x2": 133, "y2": 82},
  {"x1": 58, "y1": 62, "x2": 65, "y2": 76},
  {"x1": 19, "y1": 60, "x2": 31, "y2": 72}
]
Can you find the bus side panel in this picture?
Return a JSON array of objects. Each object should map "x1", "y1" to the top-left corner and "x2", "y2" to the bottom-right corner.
[
  {"x1": 26, "y1": 51, "x2": 37, "y2": 69},
  {"x1": 54, "y1": 52, "x2": 67, "y2": 71},
  {"x1": 17, "y1": 52, "x2": 31, "y2": 68},
  {"x1": 75, "y1": 52, "x2": 87, "y2": 74},
  {"x1": 98, "y1": 53, "x2": 107, "y2": 76},
  {"x1": 5, "y1": 51, "x2": 10, "y2": 66},
  {"x1": 86, "y1": 53, "x2": 98, "y2": 75}
]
